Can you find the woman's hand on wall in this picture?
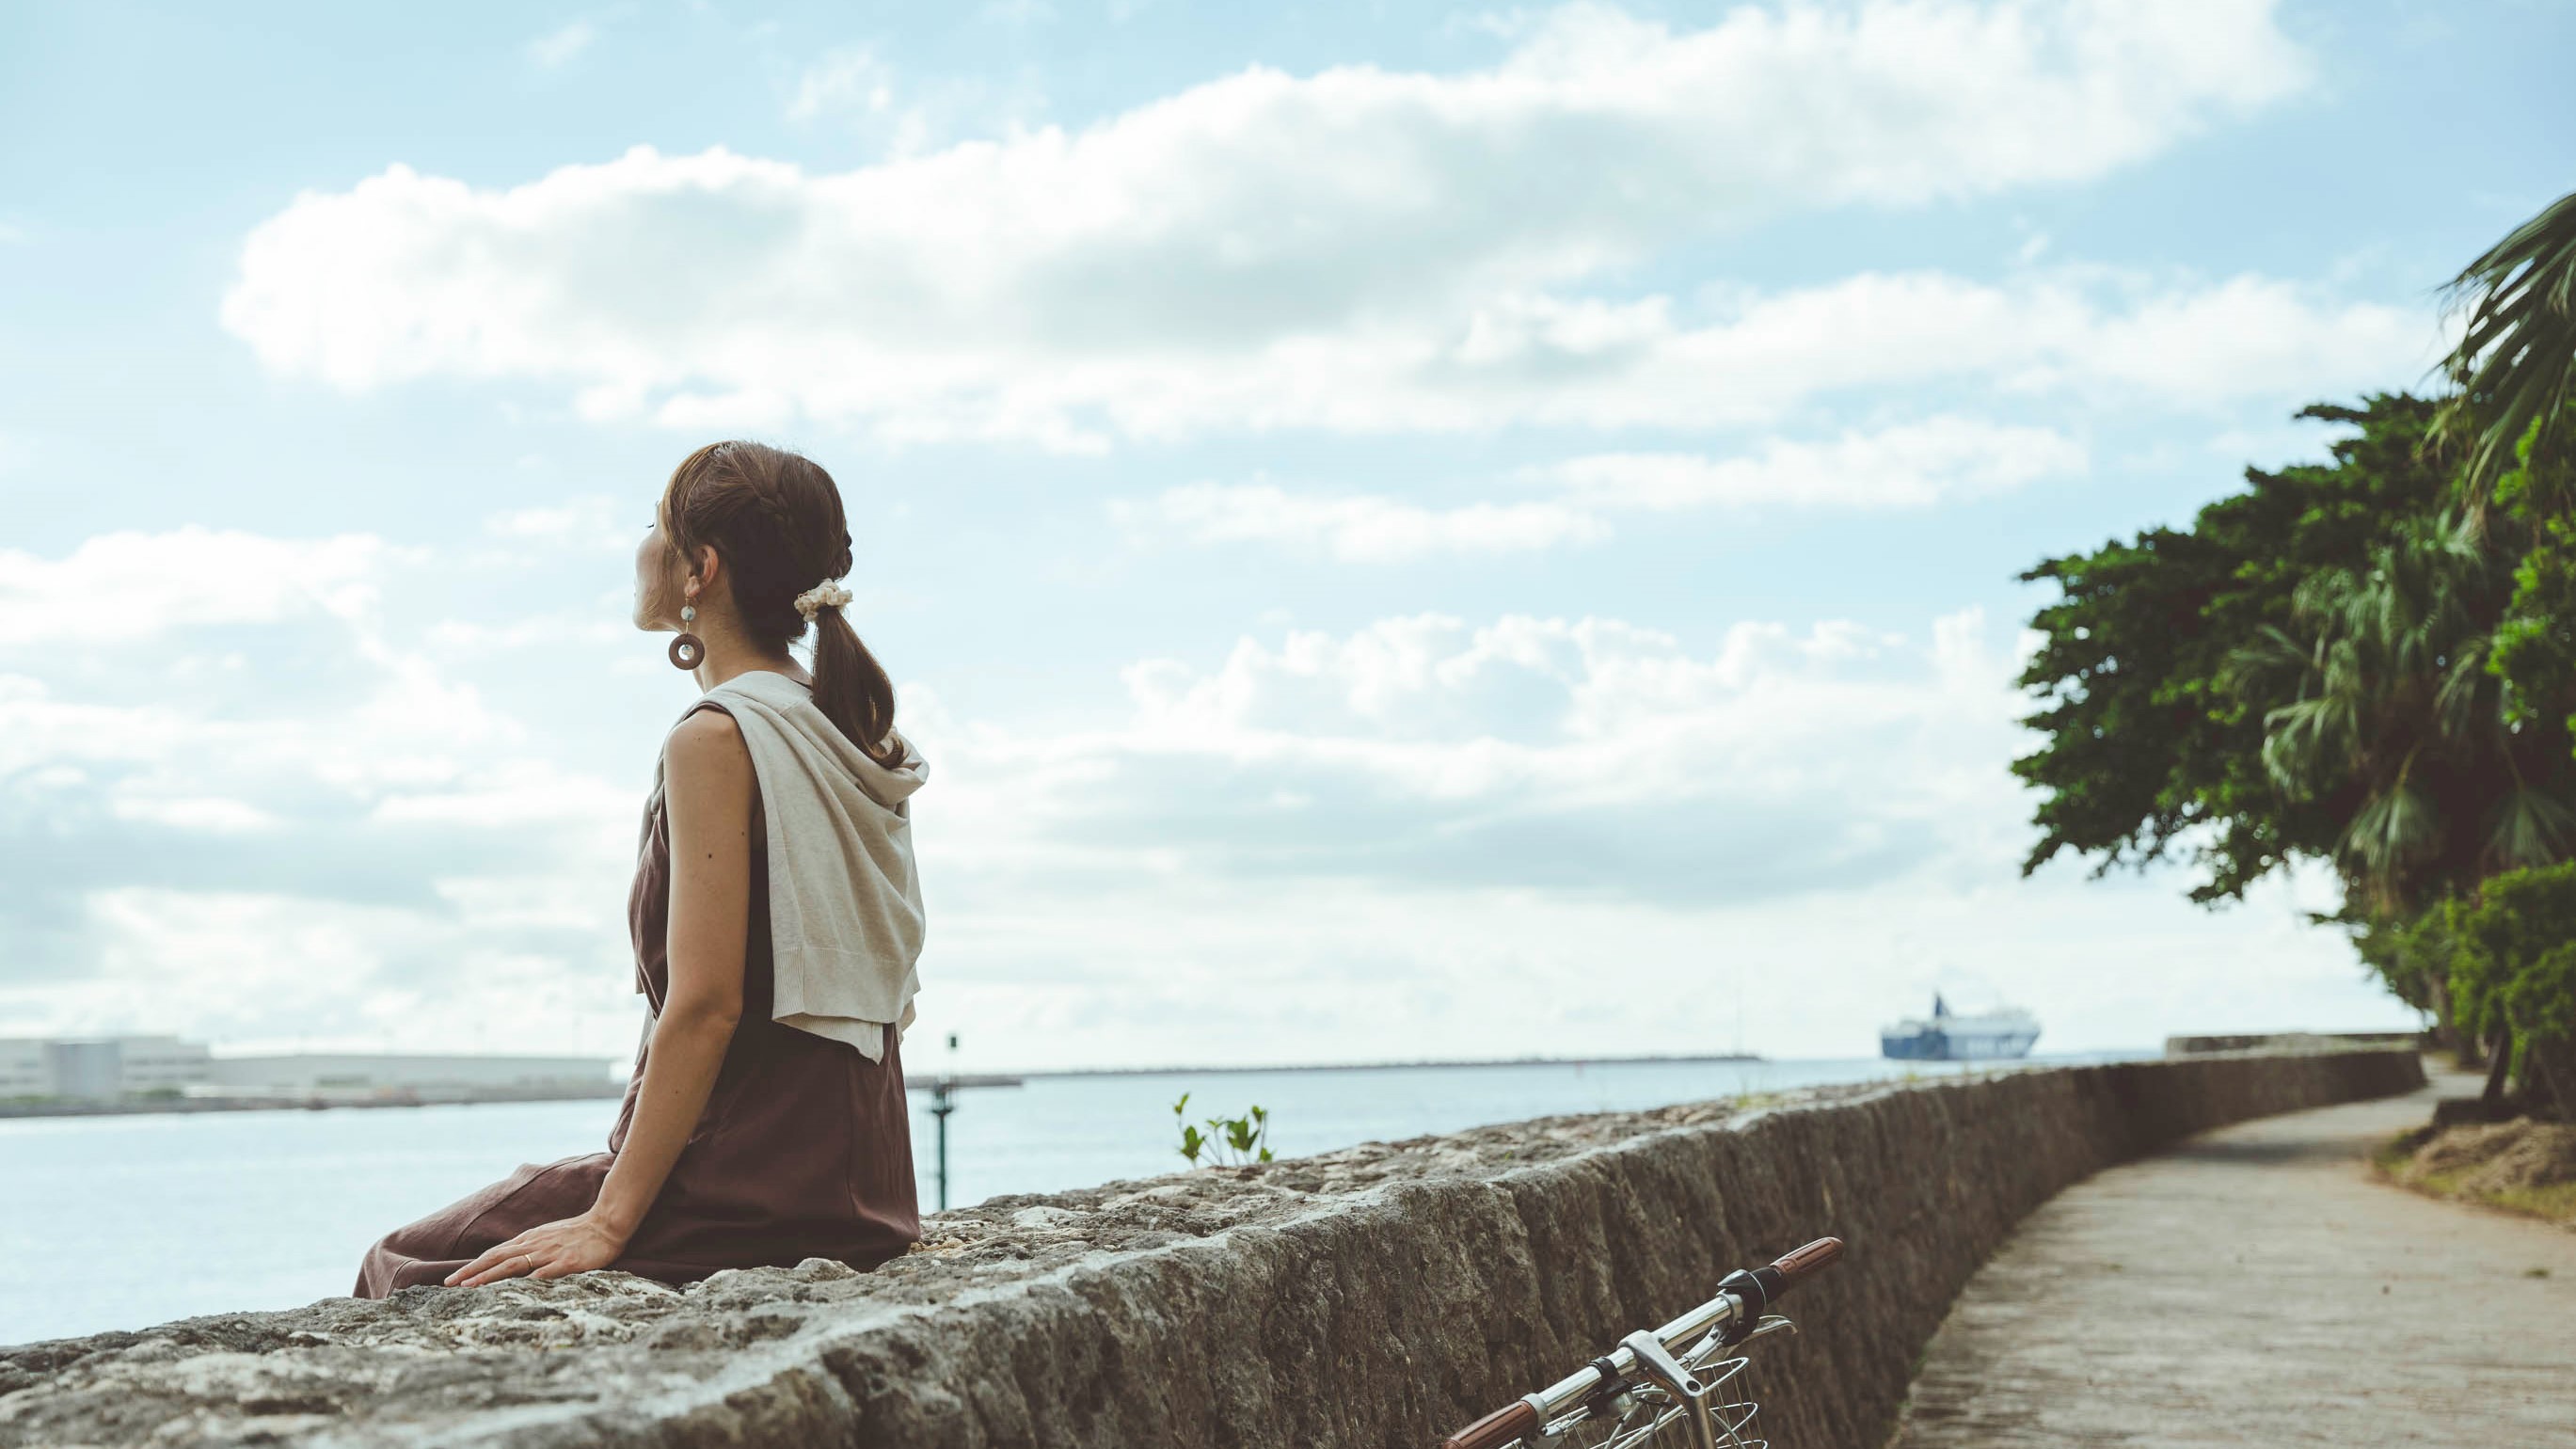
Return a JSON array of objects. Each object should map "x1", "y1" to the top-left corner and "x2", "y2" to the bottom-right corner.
[{"x1": 442, "y1": 1211, "x2": 632, "y2": 1286}]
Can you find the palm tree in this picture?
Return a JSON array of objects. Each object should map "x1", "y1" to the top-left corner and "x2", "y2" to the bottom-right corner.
[
  {"x1": 2221, "y1": 510, "x2": 2575, "y2": 917},
  {"x1": 2436, "y1": 188, "x2": 2576, "y2": 520}
]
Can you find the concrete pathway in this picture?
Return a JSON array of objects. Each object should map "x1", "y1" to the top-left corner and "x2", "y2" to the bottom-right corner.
[{"x1": 1890, "y1": 1071, "x2": 2576, "y2": 1447}]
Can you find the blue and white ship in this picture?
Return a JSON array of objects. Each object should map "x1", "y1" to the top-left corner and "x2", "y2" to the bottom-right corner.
[{"x1": 1879, "y1": 994, "x2": 2040, "y2": 1061}]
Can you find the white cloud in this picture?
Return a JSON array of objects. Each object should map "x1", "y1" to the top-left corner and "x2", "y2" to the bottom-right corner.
[
  {"x1": 0, "y1": 515, "x2": 2415, "y2": 1063},
  {"x1": 898, "y1": 852, "x2": 2409, "y2": 1068},
  {"x1": 785, "y1": 43, "x2": 1048, "y2": 163},
  {"x1": 480, "y1": 492, "x2": 640, "y2": 552},
  {"x1": 40, "y1": 886, "x2": 628, "y2": 1058},
  {"x1": 0, "y1": 666, "x2": 644, "y2": 1058},
  {"x1": 913, "y1": 606, "x2": 2029, "y2": 903},
  {"x1": 1539, "y1": 417, "x2": 2087, "y2": 510},
  {"x1": 220, "y1": 0, "x2": 2336, "y2": 448},
  {"x1": 787, "y1": 44, "x2": 901, "y2": 122},
  {"x1": 371, "y1": 757, "x2": 633, "y2": 828},
  {"x1": 1443, "y1": 8, "x2": 1546, "y2": 41},
  {"x1": 978, "y1": 0, "x2": 1056, "y2": 26},
  {"x1": 485, "y1": 496, "x2": 609, "y2": 539},
  {"x1": 0, "y1": 525, "x2": 396, "y2": 646},
  {"x1": 0, "y1": 526, "x2": 654, "y2": 1058},
  {"x1": 1120, "y1": 480, "x2": 1610, "y2": 561},
  {"x1": 890, "y1": 603, "x2": 2412, "y2": 1065},
  {"x1": 424, "y1": 613, "x2": 630, "y2": 652},
  {"x1": 1118, "y1": 418, "x2": 2084, "y2": 561},
  {"x1": 107, "y1": 795, "x2": 281, "y2": 834},
  {"x1": 1592, "y1": 269, "x2": 2433, "y2": 425},
  {"x1": 526, "y1": 19, "x2": 601, "y2": 69},
  {"x1": 2078, "y1": 273, "x2": 2449, "y2": 404}
]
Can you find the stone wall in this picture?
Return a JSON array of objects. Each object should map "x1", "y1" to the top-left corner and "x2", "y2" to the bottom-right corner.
[
  {"x1": 2163, "y1": 1030, "x2": 2425, "y2": 1056},
  {"x1": 0, "y1": 1051, "x2": 2423, "y2": 1449}
]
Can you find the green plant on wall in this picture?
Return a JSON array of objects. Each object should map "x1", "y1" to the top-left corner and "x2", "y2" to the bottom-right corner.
[{"x1": 1171, "y1": 1092, "x2": 1273, "y2": 1167}]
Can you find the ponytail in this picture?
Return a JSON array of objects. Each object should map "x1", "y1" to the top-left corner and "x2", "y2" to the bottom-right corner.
[{"x1": 812, "y1": 606, "x2": 905, "y2": 771}]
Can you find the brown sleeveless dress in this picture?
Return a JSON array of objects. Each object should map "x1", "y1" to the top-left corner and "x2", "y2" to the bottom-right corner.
[{"x1": 351, "y1": 696, "x2": 921, "y2": 1297}]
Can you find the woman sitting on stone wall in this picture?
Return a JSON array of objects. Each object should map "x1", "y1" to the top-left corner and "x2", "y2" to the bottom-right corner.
[{"x1": 354, "y1": 439, "x2": 928, "y2": 1296}]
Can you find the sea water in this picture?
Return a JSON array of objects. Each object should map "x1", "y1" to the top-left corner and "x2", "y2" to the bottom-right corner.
[{"x1": 0, "y1": 1052, "x2": 2144, "y2": 1346}]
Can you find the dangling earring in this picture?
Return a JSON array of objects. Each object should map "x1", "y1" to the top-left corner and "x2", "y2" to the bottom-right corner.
[{"x1": 669, "y1": 603, "x2": 704, "y2": 670}]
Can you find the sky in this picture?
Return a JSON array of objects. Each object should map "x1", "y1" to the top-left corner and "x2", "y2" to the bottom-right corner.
[{"x1": 2, "y1": 0, "x2": 2571, "y2": 1072}]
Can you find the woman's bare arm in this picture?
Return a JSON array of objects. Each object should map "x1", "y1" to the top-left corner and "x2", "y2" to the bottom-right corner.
[
  {"x1": 446, "y1": 709, "x2": 753, "y2": 1285},
  {"x1": 591, "y1": 708, "x2": 754, "y2": 1235}
]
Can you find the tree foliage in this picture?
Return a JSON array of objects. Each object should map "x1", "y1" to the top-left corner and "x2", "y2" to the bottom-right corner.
[
  {"x1": 2218, "y1": 502, "x2": 2573, "y2": 916},
  {"x1": 2348, "y1": 904, "x2": 2457, "y2": 1020},
  {"x1": 2016, "y1": 391, "x2": 2576, "y2": 1062},
  {"x1": 2479, "y1": 404, "x2": 2576, "y2": 731},
  {"x1": 2436, "y1": 187, "x2": 2576, "y2": 515},
  {"x1": 2014, "y1": 197, "x2": 2576, "y2": 1110},
  {"x1": 2441, "y1": 863, "x2": 2576, "y2": 1120},
  {"x1": 2013, "y1": 395, "x2": 2474, "y2": 904}
]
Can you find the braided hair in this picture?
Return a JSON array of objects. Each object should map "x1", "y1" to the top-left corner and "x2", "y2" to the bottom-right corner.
[{"x1": 656, "y1": 439, "x2": 906, "y2": 770}]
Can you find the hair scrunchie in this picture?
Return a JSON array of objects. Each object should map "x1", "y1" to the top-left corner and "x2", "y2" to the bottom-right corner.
[{"x1": 794, "y1": 580, "x2": 853, "y2": 621}]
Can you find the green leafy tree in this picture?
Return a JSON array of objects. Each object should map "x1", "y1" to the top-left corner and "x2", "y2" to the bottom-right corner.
[
  {"x1": 2016, "y1": 192, "x2": 2576, "y2": 1103},
  {"x1": 2015, "y1": 395, "x2": 2458, "y2": 904},
  {"x1": 2018, "y1": 394, "x2": 2576, "y2": 1048},
  {"x1": 2435, "y1": 188, "x2": 2576, "y2": 518}
]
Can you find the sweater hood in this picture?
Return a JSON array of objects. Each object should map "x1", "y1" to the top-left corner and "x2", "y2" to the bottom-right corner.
[{"x1": 706, "y1": 668, "x2": 929, "y2": 810}]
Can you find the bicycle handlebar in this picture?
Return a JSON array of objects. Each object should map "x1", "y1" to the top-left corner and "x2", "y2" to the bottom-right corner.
[
  {"x1": 1441, "y1": 1400, "x2": 1543, "y2": 1449},
  {"x1": 1438, "y1": 1237, "x2": 1844, "y2": 1449},
  {"x1": 1769, "y1": 1234, "x2": 1841, "y2": 1279}
]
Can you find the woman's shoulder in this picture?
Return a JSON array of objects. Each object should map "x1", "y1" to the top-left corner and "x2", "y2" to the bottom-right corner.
[{"x1": 664, "y1": 704, "x2": 752, "y2": 785}]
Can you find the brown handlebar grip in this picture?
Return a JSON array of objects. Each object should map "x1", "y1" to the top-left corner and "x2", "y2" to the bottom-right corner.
[
  {"x1": 1767, "y1": 1236, "x2": 1844, "y2": 1286},
  {"x1": 1440, "y1": 1400, "x2": 1540, "y2": 1449}
]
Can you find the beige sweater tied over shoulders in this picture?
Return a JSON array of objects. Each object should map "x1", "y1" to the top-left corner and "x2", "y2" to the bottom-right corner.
[{"x1": 650, "y1": 667, "x2": 927, "y2": 1063}]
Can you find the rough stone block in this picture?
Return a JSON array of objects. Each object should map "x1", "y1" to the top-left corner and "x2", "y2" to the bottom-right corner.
[{"x1": 0, "y1": 1051, "x2": 2423, "y2": 1448}]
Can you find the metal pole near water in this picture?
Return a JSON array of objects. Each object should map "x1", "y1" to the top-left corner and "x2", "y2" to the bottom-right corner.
[
  {"x1": 931, "y1": 1035, "x2": 957, "y2": 1210},
  {"x1": 907, "y1": 1032, "x2": 1021, "y2": 1214}
]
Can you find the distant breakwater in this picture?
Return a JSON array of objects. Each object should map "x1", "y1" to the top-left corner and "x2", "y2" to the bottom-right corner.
[
  {"x1": 1005, "y1": 1049, "x2": 1768, "y2": 1078},
  {"x1": 0, "y1": 1083, "x2": 629, "y2": 1119},
  {"x1": 0, "y1": 1049, "x2": 2423, "y2": 1448},
  {"x1": 0, "y1": 1052, "x2": 1785, "y2": 1121}
]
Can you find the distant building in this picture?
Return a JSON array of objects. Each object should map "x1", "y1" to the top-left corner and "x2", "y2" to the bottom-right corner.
[
  {"x1": 0, "y1": 1036, "x2": 618, "y2": 1104},
  {"x1": 113, "y1": 1036, "x2": 217, "y2": 1091},
  {"x1": 0, "y1": 1038, "x2": 54, "y2": 1097},
  {"x1": 0, "y1": 1035, "x2": 212, "y2": 1100}
]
